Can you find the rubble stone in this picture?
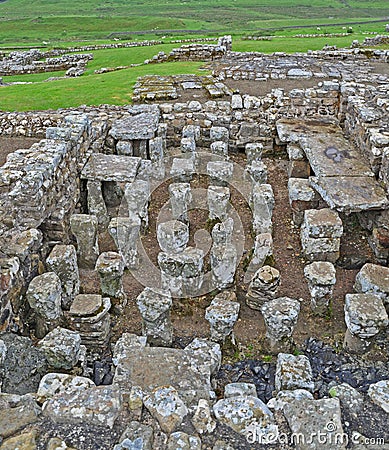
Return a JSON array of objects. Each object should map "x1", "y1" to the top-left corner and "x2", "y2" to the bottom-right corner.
[
  {"x1": 136, "y1": 287, "x2": 173, "y2": 346},
  {"x1": 261, "y1": 297, "x2": 300, "y2": 353},
  {"x1": 367, "y1": 380, "x2": 389, "y2": 413},
  {"x1": 143, "y1": 386, "x2": 188, "y2": 434},
  {"x1": 38, "y1": 327, "x2": 81, "y2": 370},
  {"x1": 70, "y1": 214, "x2": 99, "y2": 269},
  {"x1": 354, "y1": 263, "x2": 389, "y2": 305},
  {"x1": 275, "y1": 353, "x2": 314, "y2": 392},
  {"x1": 157, "y1": 220, "x2": 189, "y2": 254},
  {"x1": 246, "y1": 265, "x2": 280, "y2": 309},
  {"x1": 46, "y1": 244, "x2": 79, "y2": 310},
  {"x1": 192, "y1": 399, "x2": 216, "y2": 434},
  {"x1": 205, "y1": 291, "x2": 240, "y2": 343},
  {"x1": 344, "y1": 293, "x2": 388, "y2": 353},
  {"x1": 167, "y1": 432, "x2": 201, "y2": 450}
]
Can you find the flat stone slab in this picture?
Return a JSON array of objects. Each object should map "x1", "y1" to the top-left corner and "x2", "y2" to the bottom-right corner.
[
  {"x1": 277, "y1": 118, "x2": 373, "y2": 177},
  {"x1": 109, "y1": 108, "x2": 160, "y2": 140},
  {"x1": 113, "y1": 347, "x2": 211, "y2": 406},
  {"x1": 70, "y1": 294, "x2": 102, "y2": 317},
  {"x1": 81, "y1": 154, "x2": 141, "y2": 182},
  {"x1": 310, "y1": 176, "x2": 389, "y2": 213}
]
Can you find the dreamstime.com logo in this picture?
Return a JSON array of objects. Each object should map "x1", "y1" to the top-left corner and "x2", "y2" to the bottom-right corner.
[
  {"x1": 245, "y1": 422, "x2": 386, "y2": 446},
  {"x1": 113, "y1": 150, "x2": 268, "y2": 297}
]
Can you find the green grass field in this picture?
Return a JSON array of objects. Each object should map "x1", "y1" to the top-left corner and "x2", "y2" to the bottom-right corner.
[
  {"x1": 0, "y1": 0, "x2": 388, "y2": 111},
  {"x1": 0, "y1": 0, "x2": 388, "y2": 43}
]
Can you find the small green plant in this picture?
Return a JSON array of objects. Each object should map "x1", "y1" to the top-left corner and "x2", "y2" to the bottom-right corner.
[
  {"x1": 293, "y1": 348, "x2": 302, "y2": 356},
  {"x1": 262, "y1": 354, "x2": 272, "y2": 363}
]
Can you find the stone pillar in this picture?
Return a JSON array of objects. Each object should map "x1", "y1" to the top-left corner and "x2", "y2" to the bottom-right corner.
[
  {"x1": 108, "y1": 214, "x2": 141, "y2": 269},
  {"x1": 168, "y1": 183, "x2": 192, "y2": 223},
  {"x1": 252, "y1": 183, "x2": 275, "y2": 235},
  {"x1": 245, "y1": 143, "x2": 263, "y2": 164},
  {"x1": 70, "y1": 214, "x2": 99, "y2": 269},
  {"x1": 210, "y1": 243, "x2": 238, "y2": 290},
  {"x1": 87, "y1": 180, "x2": 109, "y2": 230},
  {"x1": 246, "y1": 265, "x2": 280, "y2": 310},
  {"x1": 46, "y1": 244, "x2": 80, "y2": 310},
  {"x1": 205, "y1": 291, "x2": 240, "y2": 343},
  {"x1": 244, "y1": 233, "x2": 273, "y2": 282},
  {"x1": 170, "y1": 158, "x2": 195, "y2": 182},
  {"x1": 354, "y1": 263, "x2": 389, "y2": 305},
  {"x1": 124, "y1": 180, "x2": 150, "y2": 232},
  {"x1": 157, "y1": 220, "x2": 189, "y2": 254},
  {"x1": 149, "y1": 136, "x2": 165, "y2": 179},
  {"x1": 301, "y1": 209, "x2": 343, "y2": 263},
  {"x1": 158, "y1": 247, "x2": 204, "y2": 297},
  {"x1": 210, "y1": 126, "x2": 229, "y2": 143},
  {"x1": 69, "y1": 294, "x2": 111, "y2": 348},
  {"x1": 207, "y1": 161, "x2": 233, "y2": 187},
  {"x1": 95, "y1": 252, "x2": 126, "y2": 306},
  {"x1": 182, "y1": 125, "x2": 200, "y2": 142},
  {"x1": 261, "y1": 297, "x2": 300, "y2": 353},
  {"x1": 211, "y1": 217, "x2": 234, "y2": 246},
  {"x1": 210, "y1": 141, "x2": 228, "y2": 159},
  {"x1": 208, "y1": 186, "x2": 230, "y2": 221},
  {"x1": 181, "y1": 136, "x2": 196, "y2": 157},
  {"x1": 136, "y1": 287, "x2": 173, "y2": 346},
  {"x1": 343, "y1": 293, "x2": 388, "y2": 354},
  {"x1": 304, "y1": 261, "x2": 336, "y2": 315},
  {"x1": 26, "y1": 272, "x2": 63, "y2": 338},
  {"x1": 245, "y1": 160, "x2": 268, "y2": 185},
  {"x1": 288, "y1": 178, "x2": 320, "y2": 226}
]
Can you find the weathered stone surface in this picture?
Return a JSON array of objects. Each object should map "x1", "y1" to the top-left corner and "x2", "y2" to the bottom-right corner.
[
  {"x1": 288, "y1": 178, "x2": 319, "y2": 226},
  {"x1": 310, "y1": 176, "x2": 389, "y2": 213},
  {"x1": 158, "y1": 247, "x2": 204, "y2": 297},
  {"x1": 246, "y1": 265, "x2": 280, "y2": 309},
  {"x1": 170, "y1": 157, "x2": 195, "y2": 182},
  {"x1": 46, "y1": 244, "x2": 79, "y2": 310},
  {"x1": 37, "y1": 373, "x2": 94, "y2": 404},
  {"x1": 96, "y1": 251, "x2": 126, "y2": 301},
  {"x1": 26, "y1": 272, "x2": 63, "y2": 338},
  {"x1": 252, "y1": 183, "x2": 274, "y2": 235},
  {"x1": 43, "y1": 385, "x2": 122, "y2": 428},
  {"x1": 210, "y1": 126, "x2": 229, "y2": 143},
  {"x1": 136, "y1": 287, "x2": 173, "y2": 346},
  {"x1": 109, "y1": 107, "x2": 159, "y2": 140},
  {"x1": 184, "y1": 338, "x2": 221, "y2": 378},
  {"x1": 245, "y1": 142, "x2": 263, "y2": 164},
  {"x1": 192, "y1": 399, "x2": 216, "y2": 434},
  {"x1": 211, "y1": 217, "x2": 234, "y2": 246},
  {"x1": 304, "y1": 261, "x2": 336, "y2": 314},
  {"x1": 344, "y1": 293, "x2": 388, "y2": 353},
  {"x1": 0, "y1": 333, "x2": 47, "y2": 395},
  {"x1": 113, "y1": 346, "x2": 212, "y2": 407},
  {"x1": 108, "y1": 215, "x2": 141, "y2": 269},
  {"x1": 70, "y1": 214, "x2": 99, "y2": 269},
  {"x1": 205, "y1": 291, "x2": 240, "y2": 343},
  {"x1": 169, "y1": 182, "x2": 192, "y2": 222},
  {"x1": 46, "y1": 437, "x2": 77, "y2": 450},
  {"x1": 224, "y1": 382, "x2": 257, "y2": 399},
  {"x1": 245, "y1": 160, "x2": 268, "y2": 184},
  {"x1": 275, "y1": 353, "x2": 314, "y2": 392},
  {"x1": 329, "y1": 382, "x2": 364, "y2": 412},
  {"x1": 0, "y1": 393, "x2": 41, "y2": 439},
  {"x1": 211, "y1": 141, "x2": 228, "y2": 159},
  {"x1": 143, "y1": 386, "x2": 188, "y2": 434},
  {"x1": 167, "y1": 432, "x2": 201, "y2": 450},
  {"x1": 0, "y1": 430, "x2": 38, "y2": 450},
  {"x1": 157, "y1": 220, "x2": 189, "y2": 254},
  {"x1": 354, "y1": 263, "x2": 389, "y2": 305},
  {"x1": 181, "y1": 136, "x2": 196, "y2": 154},
  {"x1": 368, "y1": 380, "x2": 389, "y2": 413},
  {"x1": 208, "y1": 185, "x2": 230, "y2": 220},
  {"x1": 245, "y1": 233, "x2": 273, "y2": 281},
  {"x1": 210, "y1": 243, "x2": 238, "y2": 289},
  {"x1": 267, "y1": 389, "x2": 314, "y2": 412},
  {"x1": 261, "y1": 297, "x2": 300, "y2": 352},
  {"x1": 86, "y1": 180, "x2": 109, "y2": 229},
  {"x1": 124, "y1": 180, "x2": 150, "y2": 231},
  {"x1": 114, "y1": 421, "x2": 154, "y2": 450},
  {"x1": 207, "y1": 161, "x2": 233, "y2": 187},
  {"x1": 38, "y1": 327, "x2": 81, "y2": 370},
  {"x1": 283, "y1": 397, "x2": 346, "y2": 450},
  {"x1": 82, "y1": 153, "x2": 141, "y2": 182},
  {"x1": 69, "y1": 294, "x2": 111, "y2": 348},
  {"x1": 213, "y1": 395, "x2": 277, "y2": 438}
]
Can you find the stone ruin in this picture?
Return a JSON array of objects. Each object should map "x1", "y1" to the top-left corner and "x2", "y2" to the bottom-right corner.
[{"x1": 0, "y1": 36, "x2": 389, "y2": 449}]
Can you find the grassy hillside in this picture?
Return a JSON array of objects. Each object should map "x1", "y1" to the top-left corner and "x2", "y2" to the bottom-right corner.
[{"x1": 0, "y1": 0, "x2": 388, "y2": 43}]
